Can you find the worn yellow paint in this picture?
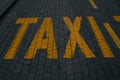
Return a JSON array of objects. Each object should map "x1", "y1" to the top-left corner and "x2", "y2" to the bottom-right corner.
[
  {"x1": 24, "y1": 17, "x2": 58, "y2": 59},
  {"x1": 113, "y1": 16, "x2": 120, "y2": 22},
  {"x1": 89, "y1": 0, "x2": 98, "y2": 10},
  {"x1": 103, "y1": 23, "x2": 120, "y2": 48},
  {"x1": 63, "y1": 17, "x2": 95, "y2": 58},
  {"x1": 87, "y1": 16, "x2": 114, "y2": 58},
  {"x1": 4, "y1": 18, "x2": 38, "y2": 59}
]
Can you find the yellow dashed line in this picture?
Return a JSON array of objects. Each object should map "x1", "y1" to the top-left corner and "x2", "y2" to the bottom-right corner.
[
  {"x1": 103, "y1": 23, "x2": 120, "y2": 48},
  {"x1": 24, "y1": 17, "x2": 58, "y2": 59},
  {"x1": 63, "y1": 17, "x2": 95, "y2": 58},
  {"x1": 87, "y1": 16, "x2": 114, "y2": 58},
  {"x1": 113, "y1": 16, "x2": 120, "y2": 22},
  {"x1": 4, "y1": 18, "x2": 38, "y2": 59},
  {"x1": 89, "y1": 0, "x2": 98, "y2": 10}
]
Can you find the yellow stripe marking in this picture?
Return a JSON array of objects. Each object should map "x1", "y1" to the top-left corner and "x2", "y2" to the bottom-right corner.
[
  {"x1": 63, "y1": 17, "x2": 95, "y2": 58},
  {"x1": 4, "y1": 18, "x2": 38, "y2": 59},
  {"x1": 113, "y1": 16, "x2": 120, "y2": 22},
  {"x1": 103, "y1": 23, "x2": 120, "y2": 48},
  {"x1": 89, "y1": 0, "x2": 98, "y2": 10},
  {"x1": 87, "y1": 16, "x2": 114, "y2": 58},
  {"x1": 24, "y1": 17, "x2": 58, "y2": 59}
]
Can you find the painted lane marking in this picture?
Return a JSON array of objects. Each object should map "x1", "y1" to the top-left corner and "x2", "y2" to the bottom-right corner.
[
  {"x1": 63, "y1": 17, "x2": 95, "y2": 58},
  {"x1": 24, "y1": 17, "x2": 58, "y2": 59},
  {"x1": 87, "y1": 16, "x2": 114, "y2": 58},
  {"x1": 103, "y1": 23, "x2": 120, "y2": 48},
  {"x1": 113, "y1": 16, "x2": 120, "y2": 22},
  {"x1": 4, "y1": 18, "x2": 38, "y2": 59},
  {"x1": 89, "y1": 0, "x2": 98, "y2": 10}
]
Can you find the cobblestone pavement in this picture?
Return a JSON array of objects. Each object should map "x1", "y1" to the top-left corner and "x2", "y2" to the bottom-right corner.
[{"x1": 0, "y1": 0, "x2": 120, "y2": 80}]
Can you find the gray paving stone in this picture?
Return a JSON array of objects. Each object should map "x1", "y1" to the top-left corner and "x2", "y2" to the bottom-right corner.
[{"x1": 0, "y1": 0, "x2": 120, "y2": 80}]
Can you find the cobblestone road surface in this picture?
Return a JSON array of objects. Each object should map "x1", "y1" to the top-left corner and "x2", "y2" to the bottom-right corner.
[{"x1": 0, "y1": 0, "x2": 120, "y2": 80}]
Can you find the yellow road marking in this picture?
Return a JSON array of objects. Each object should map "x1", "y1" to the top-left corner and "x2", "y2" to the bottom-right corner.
[
  {"x1": 4, "y1": 18, "x2": 38, "y2": 59},
  {"x1": 24, "y1": 17, "x2": 58, "y2": 59},
  {"x1": 113, "y1": 16, "x2": 120, "y2": 22},
  {"x1": 4, "y1": 16, "x2": 119, "y2": 59},
  {"x1": 87, "y1": 16, "x2": 114, "y2": 58},
  {"x1": 63, "y1": 17, "x2": 95, "y2": 58},
  {"x1": 103, "y1": 23, "x2": 120, "y2": 48},
  {"x1": 89, "y1": 0, "x2": 98, "y2": 10}
]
